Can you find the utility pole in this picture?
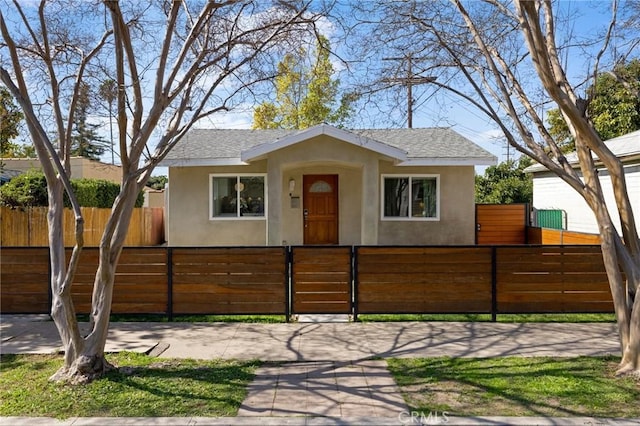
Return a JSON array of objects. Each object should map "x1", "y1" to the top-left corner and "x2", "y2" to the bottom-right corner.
[{"x1": 382, "y1": 54, "x2": 436, "y2": 128}]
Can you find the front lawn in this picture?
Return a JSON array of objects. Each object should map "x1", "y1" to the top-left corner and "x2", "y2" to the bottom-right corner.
[
  {"x1": 0, "y1": 352, "x2": 259, "y2": 419},
  {"x1": 388, "y1": 356, "x2": 640, "y2": 417},
  {"x1": 3, "y1": 353, "x2": 638, "y2": 419}
]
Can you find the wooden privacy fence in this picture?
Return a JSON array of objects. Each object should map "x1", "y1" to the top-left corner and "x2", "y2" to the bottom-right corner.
[
  {"x1": 527, "y1": 227, "x2": 601, "y2": 245},
  {"x1": 474, "y1": 204, "x2": 601, "y2": 246},
  {"x1": 355, "y1": 245, "x2": 612, "y2": 318},
  {"x1": 292, "y1": 246, "x2": 352, "y2": 314},
  {"x1": 496, "y1": 246, "x2": 611, "y2": 313},
  {"x1": 1, "y1": 247, "x2": 50, "y2": 313},
  {"x1": 0, "y1": 206, "x2": 164, "y2": 246},
  {"x1": 356, "y1": 247, "x2": 493, "y2": 314},
  {"x1": 171, "y1": 247, "x2": 287, "y2": 315},
  {"x1": 476, "y1": 204, "x2": 529, "y2": 245},
  {"x1": 70, "y1": 248, "x2": 168, "y2": 314},
  {"x1": 1, "y1": 245, "x2": 614, "y2": 319}
]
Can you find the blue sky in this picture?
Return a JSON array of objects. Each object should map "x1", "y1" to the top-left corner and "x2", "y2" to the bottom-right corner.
[
  {"x1": 189, "y1": 1, "x2": 621, "y2": 170},
  {"x1": 2, "y1": 1, "x2": 626, "y2": 173}
]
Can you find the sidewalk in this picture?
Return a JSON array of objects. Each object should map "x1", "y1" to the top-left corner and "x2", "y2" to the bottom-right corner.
[
  {"x1": 1, "y1": 315, "x2": 637, "y2": 426},
  {"x1": 0, "y1": 316, "x2": 622, "y2": 360}
]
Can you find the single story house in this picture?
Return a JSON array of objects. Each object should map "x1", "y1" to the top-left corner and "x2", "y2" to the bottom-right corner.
[
  {"x1": 526, "y1": 129, "x2": 640, "y2": 235},
  {"x1": 159, "y1": 124, "x2": 496, "y2": 246}
]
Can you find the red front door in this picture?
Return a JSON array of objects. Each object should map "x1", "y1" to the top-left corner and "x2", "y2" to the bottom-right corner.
[{"x1": 303, "y1": 175, "x2": 339, "y2": 245}]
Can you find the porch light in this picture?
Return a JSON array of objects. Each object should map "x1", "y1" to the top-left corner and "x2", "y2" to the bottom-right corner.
[{"x1": 288, "y1": 178, "x2": 296, "y2": 195}]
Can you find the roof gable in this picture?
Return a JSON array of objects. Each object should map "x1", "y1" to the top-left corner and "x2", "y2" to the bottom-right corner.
[{"x1": 241, "y1": 124, "x2": 407, "y2": 162}]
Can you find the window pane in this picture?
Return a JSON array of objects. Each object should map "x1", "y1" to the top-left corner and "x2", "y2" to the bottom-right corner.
[
  {"x1": 411, "y1": 178, "x2": 437, "y2": 218},
  {"x1": 310, "y1": 180, "x2": 332, "y2": 193},
  {"x1": 384, "y1": 177, "x2": 409, "y2": 217},
  {"x1": 239, "y1": 176, "x2": 265, "y2": 216},
  {"x1": 212, "y1": 177, "x2": 237, "y2": 217}
]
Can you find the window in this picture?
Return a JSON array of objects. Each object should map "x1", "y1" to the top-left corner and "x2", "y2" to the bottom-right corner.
[
  {"x1": 382, "y1": 175, "x2": 439, "y2": 220},
  {"x1": 210, "y1": 174, "x2": 266, "y2": 219},
  {"x1": 309, "y1": 180, "x2": 332, "y2": 193}
]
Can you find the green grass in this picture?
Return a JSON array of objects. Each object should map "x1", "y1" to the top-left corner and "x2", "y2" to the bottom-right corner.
[
  {"x1": 171, "y1": 315, "x2": 286, "y2": 323},
  {"x1": 75, "y1": 314, "x2": 287, "y2": 323},
  {"x1": 356, "y1": 313, "x2": 616, "y2": 323},
  {"x1": 0, "y1": 352, "x2": 259, "y2": 419},
  {"x1": 3, "y1": 353, "x2": 639, "y2": 419},
  {"x1": 72, "y1": 313, "x2": 614, "y2": 324},
  {"x1": 388, "y1": 356, "x2": 640, "y2": 417}
]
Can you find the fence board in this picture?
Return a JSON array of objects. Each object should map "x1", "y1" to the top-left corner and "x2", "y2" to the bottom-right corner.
[
  {"x1": 497, "y1": 301, "x2": 613, "y2": 313},
  {"x1": 173, "y1": 274, "x2": 284, "y2": 285},
  {"x1": 359, "y1": 285, "x2": 491, "y2": 301},
  {"x1": 358, "y1": 273, "x2": 491, "y2": 286},
  {"x1": 0, "y1": 206, "x2": 164, "y2": 246},
  {"x1": 361, "y1": 300, "x2": 491, "y2": 314},
  {"x1": 172, "y1": 263, "x2": 284, "y2": 274},
  {"x1": 173, "y1": 283, "x2": 283, "y2": 295},
  {"x1": 173, "y1": 302, "x2": 285, "y2": 315},
  {"x1": 292, "y1": 301, "x2": 351, "y2": 314},
  {"x1": 527, "y1": 227, "x2": 601, "y2": 245}
]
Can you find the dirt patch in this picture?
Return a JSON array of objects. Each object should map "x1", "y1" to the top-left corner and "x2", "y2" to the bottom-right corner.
[{"x1": 401, "y1": 379, "x2": 572, "y2": 417}]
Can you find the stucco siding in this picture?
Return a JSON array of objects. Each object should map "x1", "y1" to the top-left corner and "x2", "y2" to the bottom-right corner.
[
  {"x1": 377, "y1": 165, "x2": 476, "y2": 245},
  {"x1": 265, "y1": 136, "x2": 378, "y2": 246},
  {"x1": 167, "y1": 163, "x2": 267, "y2": 246}
]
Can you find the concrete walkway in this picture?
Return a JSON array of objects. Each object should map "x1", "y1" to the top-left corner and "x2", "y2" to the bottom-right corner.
[
  {"x1": 1, "y1": 317, "x2": 622, "y2": 360},
  {"x1": 1, "y1": 315, "x2": 637, "y2": 426},
  {"x1": 238, "y1": 360, "x2": 407, "y2": 418}
]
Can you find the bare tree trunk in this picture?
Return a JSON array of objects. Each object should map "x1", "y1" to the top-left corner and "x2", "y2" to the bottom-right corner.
[
  {"x1": 595, "y1": 213, "x2": 640, "y2": 376},
  {"x1": 50, "y1": 179, "x2": 140, "y2": 383},
  {"x1": 47, "y1": 181, "x2": 82, "y2": 373},
  {"x1": 620, "y1": 293, "x2": 640, "y2": 375}
]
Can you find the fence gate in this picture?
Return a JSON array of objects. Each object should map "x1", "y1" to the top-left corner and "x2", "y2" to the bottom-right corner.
[
  {"x1": 476, "y1": 204, "x2": 529, "y2": 245},
  {"x1": 290, "y1": 246, "x2": 352, "y2": 315}
]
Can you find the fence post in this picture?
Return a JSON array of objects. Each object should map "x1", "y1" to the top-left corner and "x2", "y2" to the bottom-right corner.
[
  {"x1": 352, "y1": 246, "x2": 358, "y2": 322},
  {"x1": 285, "y1": 246, "x2": 292, "y2": 322},
  {"x1": 167, "y1": 247, "x2": 173, "y2": 321},
  {"x1": 491, "y1": 246, "x2": 497, "y2": 322}
]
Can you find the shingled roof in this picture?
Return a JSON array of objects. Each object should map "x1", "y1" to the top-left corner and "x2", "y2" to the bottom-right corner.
[{"x1": 160, "y1": 124, "x2": 496, "y2": 167}]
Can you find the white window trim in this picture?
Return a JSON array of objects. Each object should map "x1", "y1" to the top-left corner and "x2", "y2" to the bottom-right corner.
[
  {"x1": 380, "y1": 174, "x2": 440, "y2": 221},
  {"x1": 209, "y1": 173, "x2": 267, "y2": 221}
]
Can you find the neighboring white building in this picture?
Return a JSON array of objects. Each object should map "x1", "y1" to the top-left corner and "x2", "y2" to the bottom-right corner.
[{"x1": 526, "y1": 130, "x2": 640, "y2": 235}]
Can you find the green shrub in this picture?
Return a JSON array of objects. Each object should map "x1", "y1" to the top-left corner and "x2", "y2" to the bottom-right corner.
[
  {"x1": 1, "y1": 171, "x2": 145, "y2": 208},
  {"x1": 0, "y1": 170, "x2": 49, "y2": 207}
]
